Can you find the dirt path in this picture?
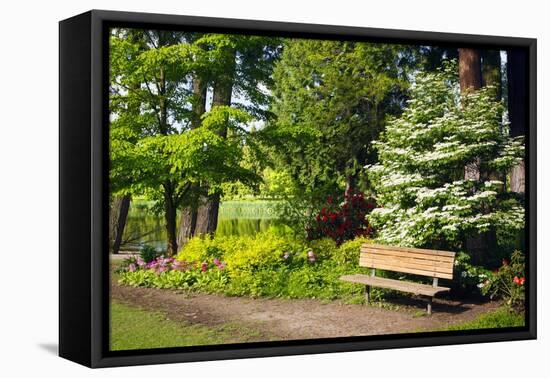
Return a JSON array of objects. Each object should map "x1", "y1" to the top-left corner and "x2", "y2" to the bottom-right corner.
[{"x1": 111, "y1": 281, "x2": 500, "y2": 341}]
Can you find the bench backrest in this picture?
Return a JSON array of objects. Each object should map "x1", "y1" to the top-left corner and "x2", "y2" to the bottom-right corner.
[{"x1": 360, "y1": 244, "x2": 456, "y2": 280}]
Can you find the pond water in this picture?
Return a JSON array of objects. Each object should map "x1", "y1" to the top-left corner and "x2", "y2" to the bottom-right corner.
[{"x1": 121, "y1": 200, "x2": 279, "y2": 251}]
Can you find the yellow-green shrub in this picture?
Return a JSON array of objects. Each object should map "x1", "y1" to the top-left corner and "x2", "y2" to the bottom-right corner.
[
  {"x1": 178, "y1": 232, "x2": 373, "y2": 269},
  {"x1": 177, "y1": 232, "x2": 303, "y2": 277},
  {"x1": 176, "y1": 236, "x2": 218, "y2": 262},
  {"x1": 332, "y1": 237, "x2": 373, "y2": 265},
  {"x1": 306, "y1": 238, "x2": 338, "y2": 261},
  {"x1": 223, "y1": 232, "x2": 298, "y2": 277}
]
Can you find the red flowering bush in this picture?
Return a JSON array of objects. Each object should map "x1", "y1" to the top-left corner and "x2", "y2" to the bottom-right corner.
[
  {"x1": 306, "y1": 189, "x2": 375, "y2": 245},
  {"x1": 482, "y1": 250, "x2": 526, "y2": 312}
]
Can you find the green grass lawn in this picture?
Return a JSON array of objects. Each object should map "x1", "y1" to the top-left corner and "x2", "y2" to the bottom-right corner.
[
  {"x1": 441, "y1": 307, "x2": 525, "y2": 331},
  {"x1": 110, "y1": 301, "x2": 265, "y2": 351}
]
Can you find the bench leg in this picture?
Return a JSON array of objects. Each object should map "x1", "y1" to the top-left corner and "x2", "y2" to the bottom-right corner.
[
  {"x1": 365, "y1": 285, "x2": 371, "y2": 305},
  {"x1": 427, "y1": 296, "x2": 433, "y2": 315}
]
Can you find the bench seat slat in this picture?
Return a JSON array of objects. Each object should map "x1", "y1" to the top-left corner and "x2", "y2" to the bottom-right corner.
[
  {"x1": 359, "y1": 244, "x2": 456, "y2": 280},
  {"x1": 340, "y1": 274, "x2": 451, "y2": 297},
  {"x1": 359, "y1": 260, "x2": 454, "y2": 279},
  {"x1": 365, "y1": 244, "x2": 456, "y2": 257},
  {"x1": 361, "y1": 246, "x2": 455, "y2": 263},
  {"x1": 360, "y1": 252, "x2": 454, "y2": 270},
  {"x1": 359, "y1": 256, "x2": 454, "y2": 274}
]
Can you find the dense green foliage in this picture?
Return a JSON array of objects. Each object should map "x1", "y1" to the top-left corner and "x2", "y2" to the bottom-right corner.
[
  {"x1": 451, "y1": 252, "x2": 492, "y2": 297},
  {"x1": 368, "y1": 62, "x2": 524, "y2": 251},
  {"x1": 260, "y1": 40, "x2": 417, "y2": 231},
  {"x1": 138, "y1": 244, "x2": 159, "y2": 263},
  {"x1": 482, "y1": 250, "x2": 526, "y2": 311},
  {"x1": 267, "y1": 40, "x2": 413, "y2": 189}
]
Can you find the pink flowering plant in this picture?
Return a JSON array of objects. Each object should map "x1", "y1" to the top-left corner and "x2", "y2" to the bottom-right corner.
[
  {"x1": 122, "y1": 254, "x2": 226, "y2": 275},
  {"x1": 117, "y1": 252, "x2": 229, "y2": 292}
]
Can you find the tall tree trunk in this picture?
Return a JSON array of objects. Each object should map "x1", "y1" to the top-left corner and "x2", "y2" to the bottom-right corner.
[
  {"x1": 195, "y1": 46, "x2": 236, "y2": 236},
  {"x1": 507, "y1": 49, "x2": 527, "y2": 194},
  {"x1": 481, "y1": 50, "x2": 502, "y2": 100},
  {"x1": 195, "y1": 193, "x2": 221, "y2": 236},
  {"x1": 459, "y1": 48, "x2": 491, "y2": 265},
  {"x1": 177, "y1": 75, "x2": 208, "y2": 247},
  {"x1": 163, "y1": 182, "x2": 178, "y2": 256},
  {"x1": 190, "y1": 76, "x2": 208, "y2": 129},
  {"x1": 481, "y1": 50, "x2": 506, "y2": 186},
  {"x1": 459, "y1": 48, "x2": 483, "y2": 182},
  {"x1": 153, "y1": 55, "x2": 180, "y2": 255},
  {"x1": 177, "y1": 207, "x2": 197, "y2": 247},
  {"x1": 510, "y1": 161, "x2": 525, "y2": 193},
  {"x1": 155, "y1": 54, "x2": 179, "y2": 255},
  {"x1": 458, "y1": 48, "x2": 482, "y2": 93},
  {"x1": 109, "y1": 195, "x2": 131, "y2": 254}
]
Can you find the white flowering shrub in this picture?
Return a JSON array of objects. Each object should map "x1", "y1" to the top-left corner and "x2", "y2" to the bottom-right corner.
[{"x1": 368, "y1": 62, "x2": 524, "y2": 252}]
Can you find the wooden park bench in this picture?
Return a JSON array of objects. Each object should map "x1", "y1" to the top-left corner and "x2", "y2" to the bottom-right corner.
[{"x1": 340, "y1": 244, "x2": 456, "y2": 314}]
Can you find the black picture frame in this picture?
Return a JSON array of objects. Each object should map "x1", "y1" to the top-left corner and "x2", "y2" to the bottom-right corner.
[{"x1": 59, "y1": 9, "x2": 537, "y2": 368}]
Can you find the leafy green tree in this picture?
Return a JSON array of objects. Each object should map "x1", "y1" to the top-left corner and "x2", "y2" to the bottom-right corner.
[
  {"x1": 368, "y1": 62, "x2": 524, "y2": 262},
  {"x1": 265, "y1": 39, "x2": 414, "y2": 231},
  {"x1": 109, "y1": 29, "x2": 269, "y2": 254},
  {"x1": 109, "y1": 29, "x2": 151, "y2": 254},
  {"x1": 179, "y1": 34, "x2": 281, "y2": 240},
  {"x1": 110, "y1": 29, "x2": 194, "y2": 254}
]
